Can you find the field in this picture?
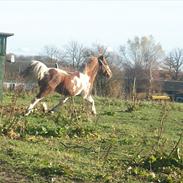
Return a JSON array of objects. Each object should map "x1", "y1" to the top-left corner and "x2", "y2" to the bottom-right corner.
[{"x1": 0, "y1": 92, "x2": 183, "y2": 183}]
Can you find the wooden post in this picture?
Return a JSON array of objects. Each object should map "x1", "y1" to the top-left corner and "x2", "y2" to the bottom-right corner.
[{"x1": 0, "y1": 32, "x2": 14, "y2": 101}]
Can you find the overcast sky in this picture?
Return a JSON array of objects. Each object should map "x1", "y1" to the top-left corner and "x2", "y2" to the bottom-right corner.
[{"x1": 1, "y1": 0, "x2": 183, "y2": 55}]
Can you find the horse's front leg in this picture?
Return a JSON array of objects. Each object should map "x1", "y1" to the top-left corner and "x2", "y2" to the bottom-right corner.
[
  {"x1": 84, "y1": 95, "x2": 96, "y2": 115},
  {"x1": 49, "y1": 97, "x2": 69, "y2": 113},
  {"x1": 25, "y1": 97, "x2": 44, "y2": 116}
]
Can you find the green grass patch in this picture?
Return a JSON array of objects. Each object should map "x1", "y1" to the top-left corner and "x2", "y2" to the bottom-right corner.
[{"x1": 0, "y1": 92, "x2": 183, "y2": 182}]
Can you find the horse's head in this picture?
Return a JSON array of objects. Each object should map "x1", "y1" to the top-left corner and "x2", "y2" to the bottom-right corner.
[{"x1": 98, "y1": 55, "x2": 112, "y2": 79}]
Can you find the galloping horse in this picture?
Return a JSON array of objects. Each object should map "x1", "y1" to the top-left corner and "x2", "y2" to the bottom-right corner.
[{"x1": 21, "y1": 55, "x2": 112, "y2": 116}]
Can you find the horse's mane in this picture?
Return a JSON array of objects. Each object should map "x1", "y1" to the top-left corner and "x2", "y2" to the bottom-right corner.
[{"x1": 31, "y1": 60, "x2": 49, "y2": 80}]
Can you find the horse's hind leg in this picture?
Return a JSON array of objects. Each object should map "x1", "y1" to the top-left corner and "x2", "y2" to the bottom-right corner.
[
  {"x1": 49, "y1": 97, "x2": 69, "y2": 113},
  {"x1": 25, "y1": 86, "x2": 52, "y2": 116},
  {"x1": 41, "y1": 102, "x2": 48, "y2": 113}
]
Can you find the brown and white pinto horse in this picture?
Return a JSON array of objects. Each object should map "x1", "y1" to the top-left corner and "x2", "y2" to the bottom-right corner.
[{"x1": 21, "y1": 55, "x2": 112, "y2": 116}]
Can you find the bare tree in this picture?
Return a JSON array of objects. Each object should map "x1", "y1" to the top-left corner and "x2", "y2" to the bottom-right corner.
[
  {"x1": 64, "y1": 41, "x2": 86, "y2": 69},
  {"x1": 119, "y1": 35, "x2": 164, "y2": 97},
  {"x1": 43, "y1": 45, "x2": 65, "y2": 62},
  {"x1": 163, "y1": 48, "x2": 183, "y2": 80}
]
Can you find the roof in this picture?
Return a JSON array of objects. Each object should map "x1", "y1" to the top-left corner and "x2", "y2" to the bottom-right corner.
[{"x1": 0, "y1": 32, "x2": 14, "y2": 37}]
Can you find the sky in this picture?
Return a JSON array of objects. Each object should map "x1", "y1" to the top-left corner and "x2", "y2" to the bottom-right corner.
[{"x1": 1, "y1": 0, "x2": 183, "y2": 55}]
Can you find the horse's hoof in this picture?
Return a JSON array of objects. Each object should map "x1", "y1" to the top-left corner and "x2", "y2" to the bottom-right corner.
[
  {"x1": 24, "y1": 108, "x2": 34, "y2": 116},
  {"x1": 24, "y1": 112, "x2": 30, "y2": 116},
  {"x1": 92, "y1": 112, "x2": 97, "y2": 116},
  {"x1": 48, "y1": 110, "x2": 54, "y2": 114}
]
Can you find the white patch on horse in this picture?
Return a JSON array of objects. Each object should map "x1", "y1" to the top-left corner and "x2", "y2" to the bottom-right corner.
[
  {"x1": 71, "y1": 76, "x2": 83, "y2": 95},
  {"x1": 80, "y1": 73, "x2": 91, "y2": 97},
  {"x1": 71, "y1": 73, "x2": 90, "y2": 96},
  {"x1": 80, "y1": 73, "x2": 90, "y2": 87}
]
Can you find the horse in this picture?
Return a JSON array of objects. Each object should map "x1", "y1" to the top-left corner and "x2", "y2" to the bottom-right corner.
[{"x1": 20, "y1": 55, "x2": 112, "y2": 116}]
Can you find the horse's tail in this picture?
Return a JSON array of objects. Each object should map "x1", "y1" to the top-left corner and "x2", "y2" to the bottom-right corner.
[{"x1": 20, "y1": 60, "x2": 49, "y2": 81}]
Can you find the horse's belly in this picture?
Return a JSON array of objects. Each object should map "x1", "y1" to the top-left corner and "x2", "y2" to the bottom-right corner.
[{"x1": 56, "y1": 74, "x2": 90, "y2": 96}]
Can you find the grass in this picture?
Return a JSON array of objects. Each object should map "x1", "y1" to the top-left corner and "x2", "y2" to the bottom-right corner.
[{"x1": 0, "y1": 92, "x2": 183, "y2": 183}]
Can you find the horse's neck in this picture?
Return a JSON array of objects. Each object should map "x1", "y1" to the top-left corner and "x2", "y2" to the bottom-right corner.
[{"x1": 83, "y1": 61, "x2": 99, "y2": 85}]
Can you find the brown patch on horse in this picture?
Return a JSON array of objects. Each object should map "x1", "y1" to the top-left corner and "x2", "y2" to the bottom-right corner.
[
  {"x1": 57, "y1": 72, "x2": 83, "y2": 96},
  {"x1": 37, "y1": 69, "x2": 66, "y2": 98}
]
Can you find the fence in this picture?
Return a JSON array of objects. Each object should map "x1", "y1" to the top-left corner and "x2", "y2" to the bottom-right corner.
[{"x1": 3, "y1": 82, "x2": 36, "y2": 91}]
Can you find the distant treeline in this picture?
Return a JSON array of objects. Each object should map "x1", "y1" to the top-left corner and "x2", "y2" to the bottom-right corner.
[{"x1": 4, "y1": 36, "x2": 183, "y2": 98}]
